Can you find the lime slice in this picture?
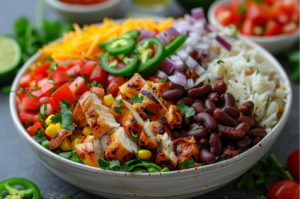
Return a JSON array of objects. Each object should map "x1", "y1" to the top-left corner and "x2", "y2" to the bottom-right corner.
[{"x1": 0, "y1": 36, "x2": 21, "y2": 82}]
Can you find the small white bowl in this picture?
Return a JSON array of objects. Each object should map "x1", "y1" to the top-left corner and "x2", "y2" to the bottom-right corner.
[
  {"x1": 9, "y1": 19, "x2": 292, "y2": 199},
  {"x1": 208, "y1": 0, "x2": 299, "y2": 54},
  {"x1": 46, "y1": 0, "x2": 122, "y2": 24}
]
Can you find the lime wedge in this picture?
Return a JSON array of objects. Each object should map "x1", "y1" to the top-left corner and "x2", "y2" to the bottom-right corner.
[{"x1": 0, "y1": 36, "x2": 21, "y2": 82}]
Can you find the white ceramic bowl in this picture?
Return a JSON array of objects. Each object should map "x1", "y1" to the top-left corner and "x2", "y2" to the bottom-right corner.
[
  {"x1": 208, "y1": 0, "x2": 299, "y2": 54},
  {"x1": 10, "y1": 19, "x2": 292, "y2": 199},
  {"x1": 45, "y1": 0, "x2": 122, "y2": 24}
]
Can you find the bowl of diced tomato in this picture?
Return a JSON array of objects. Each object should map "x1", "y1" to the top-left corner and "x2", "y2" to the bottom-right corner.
[{"x1": 208, "y1": 0, "x2": 299, "y2": 54}]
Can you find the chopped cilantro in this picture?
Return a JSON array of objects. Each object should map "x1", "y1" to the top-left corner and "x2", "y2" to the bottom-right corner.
[
  {"x1": 58, "y1": 150, "x2": 83, "y2": 164},
  {"x1": 75, "y1": 83, "x2": 78, "y2": 87},
  {"x1": 33, "y1": 87, "x2": 41, "y2": 91},
  {"x1": 267, "y1": 95, "x2": 270, "y2": 103},
  {"x1": 178, "y1": 103, "x2": 195, "y2": 119},
  {"x1": 240, "y1": 3, "x2": 247, "y2": 14},
  {"x1": 256, "y1": 70, "x2": 259, "y2": 74},
  {"x1": 51, "y1": 100, "x2": 75, "y2": 130},
  {"x1": 282, "y1": 99, "x2": 286, "y2": 104},
  {"x1": 80, "y1": 74, "x2": 89, "y2": 85},
  {"x1": 64, "y1": 60, "x2": 71, "y2": 65},
  {"x1": 48, "y1": 80, "x2": 57, "y2": 84},
  {"x1": 26, "y1": 92, "x2": 38, "y2": 98},
  {"x1": 179, "y1": 157, "x2": 195, "y2": 168},
  {"x1": 217, "y1": 60, "x2": 224, "y2": 64},
  {"x1": 45, "y1": 56, "x2": 53, "y2": 62},
  {"x1": 113, "y1": 105, "x2": 122, "y2": 114},
  {"x1": 247, "y1": 58, "x2": 250, "y2": 62},
  {"x1": 108, "y1": 160, "x2": 121, "y2": 169},
  {"x1": 25, "y1": 119, "x2": 33, "y2": 126},
  {"x1": 88, "y1": 80, "x2": 103, "y2": 88},
  {"x1": 130, "y1": 94, "x2": 143, "y2": 103},
  {"x1": 49, "y1": 62, "x2": 58, "y2": 71},
  {"x1": 159, "y1": 77, "x2": 168, "y2": 82},
  {"x1": 208, "y1": 78, "x2": 211, "y2": 83},
  {"x1": 115, "y1": 99, "x2": 122, "y2": 103},
  {"x1": 50, "y1": 87, "x2": 58, "y2": 95},
  {"x1": 225, "y1": 69, "x2": 227, "y2": 74},
  {"x1": 191, "y1": 126, "x2": 204, "y2": 130},
  {"x1": 33, "y1": 127, "x2": 47, "y2": 144},
  {"x1": 20, "y1": 88, "x2": 26, "y2": 94},
  {"x1": 131, "y1": 136, "x2": 139, "y2": 142},
  {"x1": 216, "y1": 156, "x2": 225, "y2": 162}
]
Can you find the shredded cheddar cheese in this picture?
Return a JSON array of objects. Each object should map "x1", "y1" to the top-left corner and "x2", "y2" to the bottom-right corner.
[{"x1": 40, "y1": 18, "x2": 174, "y2": 60}]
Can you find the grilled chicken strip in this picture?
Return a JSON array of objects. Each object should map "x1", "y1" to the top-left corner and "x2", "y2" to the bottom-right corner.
[
  {"x1": 72, "y1": 101, "x2": 88, "y2": 128},
  {"x1": 133, "y1": 86, "x2": 168, "y2": 121},
  {"x1": 174, "y1": 137, "x2": 200, "y2": 169},
  {"x1": 151, "y1": 82, "x2": 174, "y2": 108},
  {"x1": 48, "y1": 129, "x2": 72, "y2": 151},
  {"x1": 105, "y1": 127, "x2": 138, "y2": 164},
  {"x1": 79, "y1": 92, "x2": 119, "y2": 139},
  {"x1": 167, "y1": 105, "x2": 182, "y2": 129},
  {"x1": 119, "y1": 73, "x2": 147, "y2": 99},
  {"x1": 155, "y1": 133, "x2": 177, "y2": 170},
  {"x1": 109, "y1": 96, "x2": 132, "y2": 123},
  {"x1": 75, "y1": 135, "x2": 103, "y2": 167}
]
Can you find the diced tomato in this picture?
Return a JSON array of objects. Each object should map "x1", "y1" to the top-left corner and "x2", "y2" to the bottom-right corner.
[
  {"x1": 79, "y1": 60, "x2": 97, "y2": 77},
  {"x1": 19, "y1": 111, "x2": 40, "y2": 126},
  {"x1": 108, "y1": 75, "x2": 126, "y2": 86},
  {"x1": 67, "y1": 64, "x2": 81, "y2": 76},
  {"x1": 50, "y1": 83, "x2": 76, "y2": 110},
  {"x1": 282, "y1": 22, "x2": 298, "y2": 34},
  {"x1": 253, "y1": 25, "x2": 264, "y2": 36},
  {"x1": 241, "y1": 19, "x2": 255, "y2": 35},
  {"x1": 17, "y1": 90, "x2": 27, "y2": 100},
  {"x1": 229, "y1": 0, "x2": 242, "y2": 14},
  {"x1": 69, "y1": 76, "x2": 89, "y2": 95},
  {"x1": 271, "y1": 0, "x2": 299, "y2": 24},
  {"x1": 264, "y1": 20, "x2": 282, "y2": 36},
  {"x1": 246, "y1": 3, "x2": 269, "y2": 26},
  {"x1": 32, "y1": 62, "x2": 50, "y2": 78},
  {"x1": 90, "y1": 87, "x2": 105, "y2": 99},
  {"x1": 21, "y1": 97, "x2": 40, "y2": 111},
  {"x1": 147, "y1": 76, "x2": 161, "y2": 83},
  {"x1": 50, "y1": 70, "x2": 70, "y2": 85},
  {"x1": 28, "y1": 122, "x2": 44, "y2": 137},
  {"x1": 35, "y1": 75, "x2": 44, "y2": 87},
  {"x1": 37, "y1": 78, "x2": 48, "y2": 87},
  {"x1": 107, "y1": 82, "x2": 119, "y2": 97},
  {"x1": 31, "y1": 89, "x2": 44, "y2": 98},
  {"x1": 230, "y1": 14, "x2": 244, "y2": 29},
  {"x1": 215, "y1": 5, "x2": 228, "y2": 17},
  {"x1": 89, "y1": 65, "x2": 108, "y2": 86},
  {"x1": 56, "y1": 60, "x2": 75, "y2": 71},
  {"x1": 263, "y1": 0, "x2": 274, "y2": 5},
  {"x1": 41, "y1": 82, "x2": 58, "y2": 97},
  {"x1": 217, "y1": 10, "x2": 233, "y2": 26},
  {"x1": 20, "y1": 74, "x2": 34, "y2": 88},
  {"x1": 71, "y1": 58, "x2": 85, "y2": 68}
]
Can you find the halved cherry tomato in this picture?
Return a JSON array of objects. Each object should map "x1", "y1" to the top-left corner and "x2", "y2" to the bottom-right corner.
[
  {"x1": 146, "y1": 75, "x2": 161, "y2": 83},
  {"x1": 89, "y1": 65, "x2": 108, "y2": 86},
  {"x1": 21, "y1": 97, "x2": 40, "y2": 111},
  {"x1": 267, "y1": 180, "x2": 300, "y2": 199},
  {"x1": 50, "y1": 70, "x2": 70, "y2": 85},
  {"x1": 287, "y1": 149, "x2": 300, "y2": 183},
  {"x1": 79, "y1": 60, "x2": 97, "y2": 77},
  {"x1": 20, "y1": 74, "x2": 34, "y2": 88},
  {"x1": 28, "y1": 122, "x2": 44, "y2": 137},
  {"x1": 90, "y1": 87, "x2": 105, "y2": 99},
  {"x1": 264, "y1": 19, "x2": 282, "y2": 36},
  {"x1": 50, "y1": 83, "x2": 76, "y2": 110},
  {"x1": 32, "y1": 62, "x2": 50, "y2": 78}
]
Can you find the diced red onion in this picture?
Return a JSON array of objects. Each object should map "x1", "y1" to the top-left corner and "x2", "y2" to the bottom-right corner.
[
  {"x1": 168, "y1": 75, "x2": 176, "y2": 82},
  {"x1": 157, "y1": 70, "x2": 168, "y2": 79},
  {"x1": 171, "y1": 55, "x2": 181, "y2": 62},
  {"x1": 185, "y1": 45, "x2": 194, "y2": 54},
  {"x1": 185, "y1": 56, "x2": 198, "y2": 69},
  {"x1": 184, "y1": 78, "x2": 195, "y2": 90},
  {"x1": 184, "y1": 14, "x2": 196, "y2": 24},
  {"x1": 194, "y1": 65, "x2": 206, "y2": 76},
  {"x1": 161, "y1": 58, "x2": 175, "y2": 75},
  {"x1": 216, "y1": 35, "x2": 232, "y2": 51},
  {"x1": 206, "y1": 72, "x2": 221, "y2": 83},
  {"x1": 176, "y1": 49, "x2": 189, "y2": 61},
  {"x1": 163, "y1": 27, "x2": 180, "y2": 41},
  {"x1": 156, "y1": 33, "x2": 168, "y2": 45},
  {"x1": 191, "y1": 7, "x2": 205, "y2": 20},
  {"x1": 205, "y1": 24, "x2": 218, "y2": 33},
  {"x1": 139, "y1": 29, "x2": 155, "y2": 40},
  {"x1": 173, "y1": 70, "x2": 183, "y2": 76},
  {"x1": 194, "y1": 43, "x2": 209, "y2": 50},
  {"x1": 170, "y1": 72, "x2": 187, "y2": 86}
]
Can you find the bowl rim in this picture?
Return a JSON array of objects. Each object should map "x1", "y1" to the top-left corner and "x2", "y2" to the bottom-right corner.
[
  {"x1": 45, "y1": 0, "x2": 121, "y2": 12},
  {"x1": 207, "y1": 0, "x2": 300, "y2": 42},
  {"x1": 9, "y1": 18, "x2": 293, "y2": 178}
]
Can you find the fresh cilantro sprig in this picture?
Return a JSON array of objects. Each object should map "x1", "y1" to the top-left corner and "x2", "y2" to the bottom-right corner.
[
  {"x1": 26, "y1": 92, "x2": 38, "y2": 98},
  {"x1": 113, "y1": 105, "x2": 122, "y2": 114},
  {"x1": 50, "y1": 100, "x2": 75, "y2": 130},
  {"x1": 33, "y1": 127, "x2": 50, "y2": 148},
  {"x1": 179, "y1": 157, "x2": 195, "y2": 169},
  {"x1": 177, "y1": 103, "x2": 195, "y2": 119},
  {"x1": 58, "y1": 150, "x2": 83, "y2": 164},
  {"x1": 159, "y1": 77, "x2": 168, "y2": 82},
  {"x1": 217, "y1": 60, "x2": 224, "y2": 64},
  {"x1": 131, "y1": 94, "x2": 143, "y2": 103}
]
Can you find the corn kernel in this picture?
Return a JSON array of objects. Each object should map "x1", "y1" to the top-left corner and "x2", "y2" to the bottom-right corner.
[
  {"x1": 45, "y1": 124, "x2": 58, "y2": 138},
  {"x1": 280, "y1": 85, "x2": 286, "y2": 90},
  {"x1": 71, "y1": 133, "x2": 83, "y2": 141},
  {"x1": 71, "y1": 138, "x2": 81, "y2": 150},
  {"x1": 55, "y1": 123, "x2": 62, "y2": 132},
  {"x1": 60, "y1": 137, "x2": 72, "y2": 151},
  {"x1": 82, "y1": 126, "x2": 92, "y2": 136},
  {"x1": 46, "y1": 115, "x2": 55, "y2": 126},
  {"x1": 138, "y1": 150, "x2": 152, "y2": 160},
  {"x1": 103, "y1": 94, "x2": 114, "y2": 107}
]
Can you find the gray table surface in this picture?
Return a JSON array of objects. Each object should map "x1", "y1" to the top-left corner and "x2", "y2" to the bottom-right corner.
[{"x1": 0, "y1": 1, "x2": 299, "y2": 199}]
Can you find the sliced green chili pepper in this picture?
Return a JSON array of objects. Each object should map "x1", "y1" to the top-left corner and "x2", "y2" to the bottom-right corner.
[
  {"x1": 101, "y1": 52, "x2": 138, "y2": 76},
  {"x1": 136, "y1": 37, "x2": 165, "y2": 76},
  {"x1": 165, "y1": 34, "x2": 188, "y2": 57},
  {"x1": 0, "y1": 178, "x2": 41, "y2": 199},
  {"x1": 98, "y1": 38, "x2": 118, "y2": 50},
  {"x1": 120, "y1": 30, "x2": 140, "y2": 40},
  {"x1": 105, "y1": 38, "x2": 135, "y2": 56}
]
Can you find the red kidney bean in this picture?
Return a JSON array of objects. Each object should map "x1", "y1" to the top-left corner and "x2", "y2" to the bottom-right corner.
[
  {"x1": 253, "y1": 120, "x2": 262, "y2": 129},
  {"x1": 222, "y1": 106, "x2": 240, "y2": 118},
  {"x1": 194, "y1": 99, "x2": 204, "y2": 103},
  {"x1": 210, "y1": 133, "x2": 222, "y2": 156},
  {"x1": 185, "y1": 68, "x2": 199, "y2": 79},
  {"x1": 245, "y1": 128, "x2": 267, "y2": 138},
  {"x1": 169, "y1": 82, "x2": 185, "y2": 91},
  {"x1": 199, "y1": 138, "x2": 210, "y2": 148},
  {"x1": 218, "y1": 123, "x2": 249, "y2": 140},
  {"x1": 208, "y1": 129, "x2": 218, "y2": 136},
  {"x1": 172, "y1": 129, "x2": 187, "y2": 139},
  {"x1": 207, "y1": 92, "x2": 219, "y2": 104},
  {"x1": 219, "y1": 93, "x2": 225, "y2": 106},
  {"x1": 189, "y1": 122, "x2": 202, "y2": 130},
  {"x1": 213, "y1": 108, "x2": 237, "y2": 127},
  {"x1": 221, "y1": 148, "x2": 239, "y2": 159},
  {"x1": 192, "y1": 102, "x2": 206, "y2": 114},
  {"x1": 193, "y1": 82, "x2": 204, "y2": 88},
  {"x1": 212, "y1": 82, "x2": 227, "y2": 95},
  {"x1": 162, "y1": 89, "x2": 183, "y2": 101},
  {"x1": 176, "y1": 97, "x2": 194, "y2": 107},
  {"x1": 223, "y1": 93, "x2": 236, "y2": 107},
  {"x1": 200, "y1": 148, "x2": 216, "y2": 164},
  {"x1": 239, "y1": 145, "x2": 250, "y2": 154},
  {"x1": 182, "y1": 115, "x2": 193, "y2": 127},
  {"x1": 205, "y1": 99, "x2": 216, "y2": 114},
  {"x1": 187, "y1": 127, "x2": 208, "y2": 139},
  {"x1": 187, "y1": 84, "x2": 212, "y2": 99},
  {"x1": 189, "y1": 50, "x2": 199, "y2": 60},
  {"x1": 237, "y1": 116, "x2": 255, "y2": 128},
  {"x1": 194, "y1": 112, "x2": 217, "y2": 130},
  {"x1": 252, "y1": 137, "x2": 261, "y2": 146},
  {"x1": 227, "y1": 143, "x2": 237, "y2": 151},
  {"x1": 237, "y1": 136, "x2": 251, "y2": 147},
  {"x1": 241, "y1": 101, "x2": 254, "y2": 116}
]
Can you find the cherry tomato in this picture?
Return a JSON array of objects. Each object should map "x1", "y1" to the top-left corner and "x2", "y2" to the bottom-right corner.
[
  {"x1": 267, "y1": 180, "x2": 300, "y2": 199},
  {"x1": 146, "y1": 75, "x2": 161, "y2": 83},
  {"x1": 264, "y1": 20, "x2": 282, "y2": 36},
  {"x1": 287, "y1": 149, "x2": 300, "y2": 183}
]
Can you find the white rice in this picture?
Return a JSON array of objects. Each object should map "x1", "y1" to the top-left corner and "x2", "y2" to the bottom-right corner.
[{"x1": 198, "y1": 29, "x2": 288, "y2": 132}]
